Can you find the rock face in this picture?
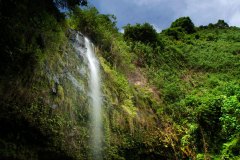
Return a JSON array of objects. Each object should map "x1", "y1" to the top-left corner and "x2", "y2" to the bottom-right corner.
[
  {"x1": 0, "y1": 29, "x2": 172, "y2": 160},
  {"x1": 0, "y1": 30, "x2": 93, "y2": 159},
  {"x1": 0, "y1": 1, "x2": 175, "y2": 159},
  {"x1": 41, "y1": 30, "x2": 94, "y2": 158},
  {"x1": 44, "y1": 29, "x2": 89, "y2": 118}
]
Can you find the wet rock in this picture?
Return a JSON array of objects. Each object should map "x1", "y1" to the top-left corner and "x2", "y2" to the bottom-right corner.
[
  {"x1": 51, "y1": 104, "x2": 58, "y2": 109},
  {"x1": 53, "y1": 75, "x2": 60, "y2": 84},
  {"x1": 67, "y1": 29, "x2": 85, "y2": 48},
  {"x1": 51, "y1": 75, "x2": 60, "y2": 95},
  {"x1": 52, "y1": 86, "x2": 57, "y2": 94}
]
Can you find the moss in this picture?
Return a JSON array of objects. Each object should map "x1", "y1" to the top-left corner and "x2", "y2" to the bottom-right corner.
[{"x1": 2, "y1": 1, "x2": 240, "y2": 159}]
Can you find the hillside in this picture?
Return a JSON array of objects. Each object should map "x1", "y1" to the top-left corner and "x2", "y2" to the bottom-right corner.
[{"x1": 0, "y1": 1, "x2": 239, "y2": 160}]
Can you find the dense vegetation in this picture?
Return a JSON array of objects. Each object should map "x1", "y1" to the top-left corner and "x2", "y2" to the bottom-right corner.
[
  {"x1": 0, "y1": 0, "x2": 239, "y2": 159},
  {"x1": 123, "y1": 18, "x2": 240, "y2": 159}
]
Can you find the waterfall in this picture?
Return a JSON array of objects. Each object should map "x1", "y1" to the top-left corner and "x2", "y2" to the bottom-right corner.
[
  {"x1": 73, "y1": 33, "x2": 103, "y2": 160},
  {"x1": 85, "y1": 37, "x2": 103, "y2": 160}
]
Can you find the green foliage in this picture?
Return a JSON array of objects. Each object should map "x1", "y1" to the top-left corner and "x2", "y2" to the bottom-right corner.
[
  {"x1": 0, "y1": 0, "x2": 66, "y2": 76},
  {"x1": 163, "y1": 27, "x2": 184, "y2": 40},
  {"x1": 170, "y1": 17, "x2": 196, "y2": 34},
  {"x1": 123, "y1": 23, "x2": 159, "y2": 45},
  {"x1": 163, "y1": 17, "x2": 195, "y2": 40},
  {"x1": 53, "y1": 11, "x2": 240, "y2": 160},
  {"x1": 54, "y1": 0, "x2": 88, "y2": 9},
  {"x1": 206, "y1": 33, "x2": 217, "y2": 41},
  {"x1": 0, "y1": 0, "x2": 87, "y2": 159},
  {"x1": 215, "y1": 20, "x2": 229, "y2": 28},
  {"x1": 1, "y1": 0, "x2": 240, "y2": 159},
  {"x1": 130, "y1": 42, "x2": 154, "y2": 67},
  {"x1": 68, "y1": 7, "x2": 135, "y2": 76},
  {"x1": 163, "y1": 81, "x2": 185, "y2": 103},
  {"x1": 125, "y1": 17, "x2": 240, "y2": 159},
  {"x1": 199, "y1": 19, "x2": 229, "y2": 30},
  {"x1": 220, "y1": 137, "x2": 240, "y2": 159},
  {"x1": 220, "y1": 84, "x2": 240, "y2": 138},
  {"x1": 68, "y1": 7, "x2": 118, "y2": 51}
]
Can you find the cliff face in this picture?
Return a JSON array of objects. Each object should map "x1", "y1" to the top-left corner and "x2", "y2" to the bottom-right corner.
[
  {"x1": 0, "y1": 29, "x2": 90, "y2": 159},
  {"x1": 0, "y1": 24, "x2": 169, "y2": 159},
  {"x1": 2, "y1": 1, "x2": 239, "y2": 160},
  {"x1": 0, "y1": 1, "x2": 189, "y2": 159},
  {"x1": 0, "y1": 1, "x2": 175, "y2": 159}
]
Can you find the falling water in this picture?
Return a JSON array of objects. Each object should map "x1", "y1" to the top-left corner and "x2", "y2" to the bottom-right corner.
[
  {"x1": 73, "y1": 33, "x2": 103, "y2": 159},
  {"x1": 84, "y1": 37, "x2": 103, "y2": 160}
]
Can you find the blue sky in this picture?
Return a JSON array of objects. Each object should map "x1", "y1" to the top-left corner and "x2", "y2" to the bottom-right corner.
[{"x1": 88, "y1": 0, "x2": 240, "y2": 32}]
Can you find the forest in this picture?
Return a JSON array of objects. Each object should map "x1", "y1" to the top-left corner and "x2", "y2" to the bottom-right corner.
[{"x1": 0, "y1": 0, "x2": 239, "y2": 159}]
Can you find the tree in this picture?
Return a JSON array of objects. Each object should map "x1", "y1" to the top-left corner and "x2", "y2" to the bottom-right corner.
[
  {"x1": 170, "y1": 17, "x2": 196, "y2": 34},
  {"x1": 163, "y1": 27, "x2": 184, "y2": 40},
  {"x1": 54, "y1": 0, "x2": 87, "y2": 9},
  {"x1": 215, "y1": 20, "x2": 229, "y2": 28},
  {"x1": 69, "y1": 7, "x2": 118, "y2": 52},
  {"x1": 0, "y1": 0, "x2": 87, "y2": 75},
  {"x1": 123, "y1": 23, "x2": 158, "y2": 45}
]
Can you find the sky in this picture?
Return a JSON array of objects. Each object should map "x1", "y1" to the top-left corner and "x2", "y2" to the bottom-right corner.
[{"x1": 88, "y1": 0, "x2": 240, "y2": 32}]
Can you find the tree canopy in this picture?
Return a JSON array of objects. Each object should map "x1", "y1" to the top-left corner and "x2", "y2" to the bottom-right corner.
[
  {"x1": 0, "y1": 1, "x2": 240, "y2": 159},
  {"x1": 123, "y1": 23, "x2": 158, "y2": 45},
  {"x1": 54, "y1": 0, "x2": 87, "y2": 9},
  {"x1": 170, "y1": 16, "x2": 196, "y2": 34}
]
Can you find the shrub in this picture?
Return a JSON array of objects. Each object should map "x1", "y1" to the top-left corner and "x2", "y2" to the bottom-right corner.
[
  {"x1": 215, "y1": 20, "x2": 229, "y2": 29},
  {"x1": 163, "y1": 27, "x2": 184, "y2": 40},
  {"x1": 220, "y1": 95, "x2": 240, "y2": 138},
  {"x1": 170, "y1": 17, "x2": 196, "y2": 34},
  {"x1": 123, "y1": 23, "x2": 158, "y2": 45}
]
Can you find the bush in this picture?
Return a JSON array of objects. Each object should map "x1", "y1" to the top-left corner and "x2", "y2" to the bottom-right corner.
[
  {"x1": 206, "y1": 33, "x2": 217, "y2": 41},
  {"x1": 68, "y1": 7, "x2": 118, "y2": 52},
  {"x1": 170, "y1": 17, "x2": 196, "y2": 34},
  {"x1": 123, "y1": 23, "x2": 158, "y2": 45},
  {"x1": 215, "y1": 20, "x2": 229, "y2": 29},
  {"x1": 163, "y1": 27, "x2": 184, "y2": 40},
  {"x1": 220, "y1": 95, "x2": 240, "y2": 138}
]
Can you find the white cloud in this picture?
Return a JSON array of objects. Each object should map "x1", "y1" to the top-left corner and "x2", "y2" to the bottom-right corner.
[
  {"x1": 182, "y1": 0, "x2": 240, "y2": 26},
  {"x1": 229, "y1": 11, "x2": 240, "y2": 27},
  {"x1": 130, "y1": 0, "x2": 164, "y2": 6},
  {"x1": 90, "y1": 0, "x2": 240, "y2": 28}
]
